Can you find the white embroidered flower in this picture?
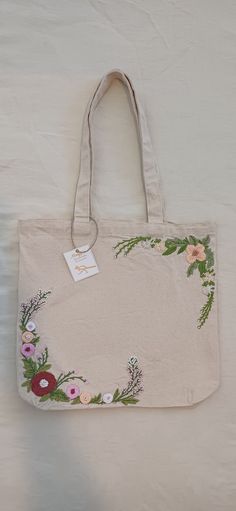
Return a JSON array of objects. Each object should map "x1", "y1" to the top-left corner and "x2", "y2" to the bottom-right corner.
[
  {"x1": 39, "y1": 379, "x2": 49, "y2": 389},
  {"x1": 202, "y1": 285, "x2": 214, "y2": 296},
  {"x1": 103, "y1": 393, "x2": 113, "y2": 404},
  {"x1": 26, "y1": 320, "x2": 36, "y2": 332},
  {"x1": 140, "y1": 240, "x2": 151, "y2": 249}
]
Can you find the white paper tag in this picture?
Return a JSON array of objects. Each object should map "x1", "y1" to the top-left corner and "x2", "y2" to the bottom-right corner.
[{"x1": 63, "y1": 245, "x2": 99, "y2": 282}]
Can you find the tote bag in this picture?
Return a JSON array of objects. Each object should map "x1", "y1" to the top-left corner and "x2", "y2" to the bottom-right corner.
[{"x1": 17, "y1": 69, "x2": 220, "y2": 410}]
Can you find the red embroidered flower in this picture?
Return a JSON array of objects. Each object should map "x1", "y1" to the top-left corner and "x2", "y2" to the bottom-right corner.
[{"x1": 31, "y1": 371, "x2": 57, "y2": 396}]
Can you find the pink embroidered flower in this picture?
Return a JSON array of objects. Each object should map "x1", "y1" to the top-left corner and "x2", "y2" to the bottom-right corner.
[
  {"x1": 186, "y1": 244, "x2": 206, "y2": 264},
  {"x1": 66, "y1": 384, "x2": 80, "y2": 399},
  {"x1": 21, "y1": 343, "x2": 35, "y2": 358}
]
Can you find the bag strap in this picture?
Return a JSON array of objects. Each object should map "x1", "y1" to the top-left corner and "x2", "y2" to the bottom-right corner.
[{"x1": 73, "y1": 69, "x2": 164, "y2": 227}]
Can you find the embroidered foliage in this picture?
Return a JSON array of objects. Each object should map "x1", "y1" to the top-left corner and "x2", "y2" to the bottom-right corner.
[
  {"x1": 113, "y1": 234, "x2": 215, "y2": 328},
  {"x1": 20, "y1": 291, "x2": 143, "y2": 405}
]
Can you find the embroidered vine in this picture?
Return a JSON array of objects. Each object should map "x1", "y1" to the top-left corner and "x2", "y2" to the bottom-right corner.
[
  {"x1": 113, "y1": 234, "x2": 215, "y2": 328},
  {"x1": 20, "y1": 290, "x2": 143, "y2": 405}
]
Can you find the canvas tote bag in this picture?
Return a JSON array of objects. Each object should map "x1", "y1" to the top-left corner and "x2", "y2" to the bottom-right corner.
[{"x1": 17, "y1": 69, "x2": 220, "y2": 410}]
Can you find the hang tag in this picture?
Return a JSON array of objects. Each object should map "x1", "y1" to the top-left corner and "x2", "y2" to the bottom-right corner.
[{"x1": 63, "y1": 245, "x2": 99, "y2": 282}]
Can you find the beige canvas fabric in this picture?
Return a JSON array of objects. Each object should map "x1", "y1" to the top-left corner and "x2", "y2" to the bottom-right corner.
[{"x1": 17, "y1": 70, "x2": 220, "y2": 410}]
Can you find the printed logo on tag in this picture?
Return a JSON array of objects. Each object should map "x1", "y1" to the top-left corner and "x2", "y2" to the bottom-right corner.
[{"x1": 63, "y1": 245, "x2": 99, "y2": 282}]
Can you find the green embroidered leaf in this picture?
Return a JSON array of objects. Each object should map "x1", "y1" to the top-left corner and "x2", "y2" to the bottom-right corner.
[
  {"x1": 120, "y1": 397, "x2": 139, "y2": 405},
  {"x1": 198, "y1": 291, "x2": 214, "y2": 328},
  {"x1": 187, "y1": 261, "x2": 198, "y2": 277},
  {"x1": 32, "y1": 336, "x2": 40, "y2": 345},
  {"x1": 177, "y1": 244, "x2": 187, "y2": 254},
  {"x1": 23, "y1": 371, "x2": 32, "y2": 380},
  {"x1": 39, "y1": 394, "x2": 51, "y2": 402},
  {"x1": 38, "y1": 364, "x2": 52, "y2": 372},
  {"x1": 71, "y1": 396, "x2": 81, "y2": 405},
  {"x1": 172, "y1": 237, "x2": 183, "y2": 244},
  {"x1": 23, "y1": 358, "x2": 35, "y2": 370},
  {"x1": 21, "y1": 381, "x2": 29, "y2": 387},
  {"x1": 22, "y1": 358, "x2": 37, "y2": 379},
  {"x1": 90, "y1": 393, "x2": 102, "y2": 404},
  {"x1": 172, "y1": 238, "x2": 189, "y2": 246},
  {"x1": 21, "y1": 380, "x2": 31, "y2": 392},
  {"x1": 198, "y1": 260, "x2": 207, "y2": 276},
  {"x1": 50, "y1": 389, "x2": 70, "y2": 402},
  {"x1": 188, "y1": 235, "x2": 197, "y2": 245},
  {"x1": 112, "y1": 388, "x2": 120, "y2": 402},
  {"x1": 202, "y1": 235, "x2": 210, "y2": 246},
  {"x1": 205, "y1": 247, "x2": 214, "y2": 269},
  {"x1": 162, "y1": 245, "x2": 177, "y2": 256},
  {"x1": 164, "y1": 239, "x2": 176, "y2": 247},
  {"x1": 208, "y1": 280, "x2": 215, "y2": 286}
]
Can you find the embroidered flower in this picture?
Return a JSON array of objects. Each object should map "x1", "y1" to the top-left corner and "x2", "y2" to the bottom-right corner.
[
  {"x1": 20, "y1": 291, "x2": 143, "y2": 405},
  {"x1": 202, "y1": 286, "x2": 212, "y2": 296},
  {"x1": 66, "y1": 384, "x2": 80, "y2": 399},
  {"x1": 25, "y1": 321, "x2": 36, "y2": 332},
  {"x1": 21, "y1": 343, "x2": 35, "y2": 358},
  {"x1": 154, "y1": 240, "x2": 166, "y2": 253},
  {"x1": 22, "y1": 331, "x2": 34, "y2": 343},
  {"x1": 31, "y1": 371, "x2": 57, "y2": 396},
  {"x1": 113, "y1": 234, "x2": 215, "y2": 328},
  {"x1": 141, "y1": 240, "x2": 151, "y2": 249},
  {"x1": 186, "y1": 244, "x2": 206, "y2": 264},
  {"x1": 103, "y1": 392, "x2": 113, "y2": 404},
  {"x1": 80, "y1": 392, "x2": 92, "y2": 404}
]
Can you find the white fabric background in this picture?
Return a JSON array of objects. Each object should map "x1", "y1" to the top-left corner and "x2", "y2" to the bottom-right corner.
[{"x1": 0, "y1": 1, "x2": 235, "y2": 510}]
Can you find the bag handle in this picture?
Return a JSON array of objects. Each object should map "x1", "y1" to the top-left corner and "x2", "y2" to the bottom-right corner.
[{"x1": 73, "y1": 69, "x2": 164, "y2": 233}]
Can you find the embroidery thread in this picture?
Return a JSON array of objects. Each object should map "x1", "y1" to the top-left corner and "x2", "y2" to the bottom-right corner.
[
  {"x1": 113, "y1": 234, "x2": 215, "y2": 328},
  {"x1": 20, "y1": 290, "x2": 143, "y2": 405}
]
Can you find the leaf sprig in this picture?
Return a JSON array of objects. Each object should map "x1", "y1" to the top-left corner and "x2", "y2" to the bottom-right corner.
[
  {"x1": 20, "y1": 291, "x2": 87, "y2": 402},
  {"x1": 71, "y1": 357, "x2": 143, "y2": 406},
  {"x1": 113, "y1": 236, "x2": 161, "y2": 258},
  {"x1": 20, "y1": 290, "x2": 51, "y2": 326}
]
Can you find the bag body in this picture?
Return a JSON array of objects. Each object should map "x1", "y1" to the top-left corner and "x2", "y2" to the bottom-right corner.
[{"x1": 17, "y1": 70, "x2": 220, "y2": 410}]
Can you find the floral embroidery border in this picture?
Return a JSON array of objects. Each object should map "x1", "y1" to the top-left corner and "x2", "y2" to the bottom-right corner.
[
  {"x1": 19, "y1": 290, "x2": 143, "y2": 406},
  {"x1": 113, "y1": 234, "x2": 215, "y2": 328}
]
